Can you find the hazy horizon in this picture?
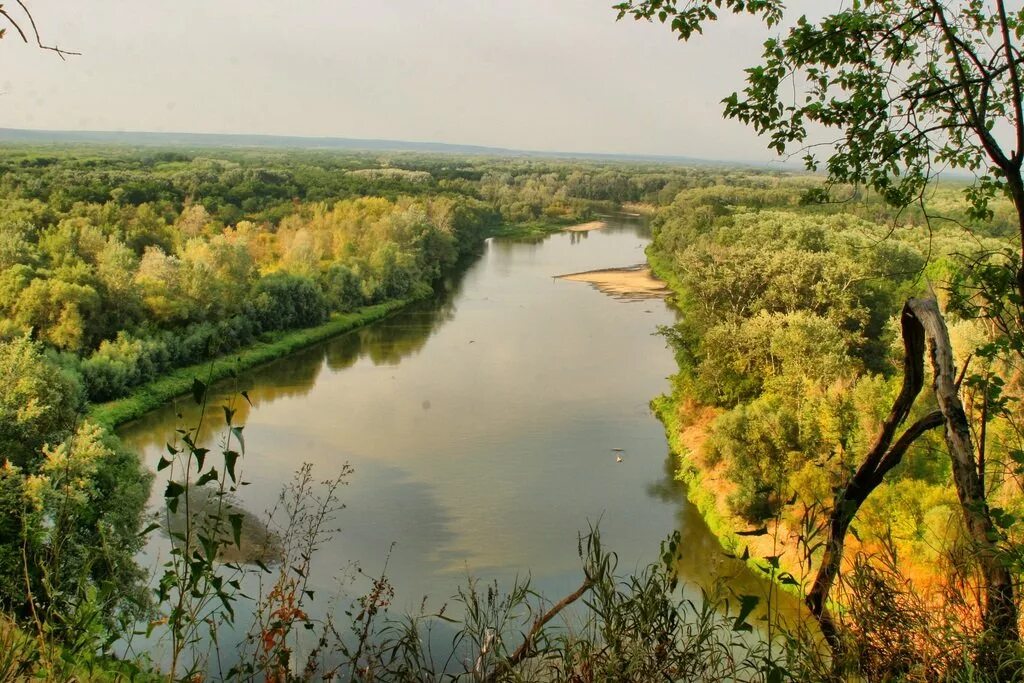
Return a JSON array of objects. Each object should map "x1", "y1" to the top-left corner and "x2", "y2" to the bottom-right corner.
[{"x1": 0, "y1": 0, "x2": 822, "y2": 163}]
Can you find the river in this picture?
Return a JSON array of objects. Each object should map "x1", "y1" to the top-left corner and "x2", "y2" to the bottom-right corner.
[{"x1": 118, "y1": 216, "x2": 776, "y2": 669}]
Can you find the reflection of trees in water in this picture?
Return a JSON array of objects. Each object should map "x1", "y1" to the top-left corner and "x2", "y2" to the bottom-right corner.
[
  {"x1": 121, "y1": 263, "x2": 471, "y2": 454},
  {"x1": 119, "y1": 388, "x2": 254, "y2": 456},
  {"x1": 353, "y1": 262, "x2": 471, "y2": 367},
  {"x1": 647, "y1": 453, "x2": 806, "y2": 622},
  {"x1": 327, "y1": 280, "x2": 462, "y2": 370},
  {"x1": 488, "y1": 235, "x2": 549, "y2": 265},
  {"x1": 242, "y1": 344, "x2": 327, "y2": 402},
  {"x1": 601, "y1": 214, "x2": 651, "y2": 239}
]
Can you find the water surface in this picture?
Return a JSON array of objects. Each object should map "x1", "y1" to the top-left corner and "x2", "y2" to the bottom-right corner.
[{"x1": 120, "y1": 218, "x2": 775, "y2": 662}]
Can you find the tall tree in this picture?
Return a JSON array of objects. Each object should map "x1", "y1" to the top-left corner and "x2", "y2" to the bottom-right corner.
[
  {"x1": 617, "y1": 0, "x2": 1024, "y2": 295},
  {"x1": 617, "y1": 0, "x2": 1024, "y2": 652}
]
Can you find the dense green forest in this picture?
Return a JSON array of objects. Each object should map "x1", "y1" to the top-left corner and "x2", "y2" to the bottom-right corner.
[
  {"x1": 650, "y1": 178, "x2": 1018, "y2": 572},
  {"x1": 0, "y1": 146, "x2": 712, "y2": 407}
]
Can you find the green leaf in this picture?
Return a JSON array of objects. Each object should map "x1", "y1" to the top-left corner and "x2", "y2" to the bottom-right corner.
[
  {"x1": 193, "y1": 448, "x2": 209, "y2": 472},
  {"x1": 224, "y1": 450, "x2": 241, "y2": 483},
  {"x1": 778, "y1": 572, "x2": 800, "y2": 587},
  {"x1": 138, "y1": 522, "x2": 161, "y2": 538},
  {"x1": 736, "y1": 526, "x2": 769, "y2": 537},
  {"x1": 157, "y1": 456, "x2": 172, "y2": 472},
  {"x1": 164, "y1": 480, "x2": 185, "y2": 499},
  {"x1": 231, "y1": 426, "x2": 245, "y2": 452},
  {"x1": 192, "y1": 378, "x2": 207, "y2": 405},
  {"x1": 732, "y1": 594, "x2": 760, "y2": 632},
  {"x1": 198, "y1": 533, "x2": 217, "y2": 561},
  {"x1": 229, "y1": 513, "x2": 243, "y2": 549},
  {"x1": 196, "y1": 468, "x2": 219, "y2": 487}
]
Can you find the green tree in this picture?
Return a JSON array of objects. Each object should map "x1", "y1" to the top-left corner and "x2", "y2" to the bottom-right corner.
[
  {"x1": 0, "y1": 335, "x2": 82, "y2": 467},
  {"x1": 620, "y1": 0, "x2": 1024, "y2": 282},
  {"x1": 618, "y1": 0, "x2": 1024, "y2": 654}
]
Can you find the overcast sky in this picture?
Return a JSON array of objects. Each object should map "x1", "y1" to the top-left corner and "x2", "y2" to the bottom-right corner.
[{"x1": 0, "y1": 0, "x2": 822, "y2": 161}]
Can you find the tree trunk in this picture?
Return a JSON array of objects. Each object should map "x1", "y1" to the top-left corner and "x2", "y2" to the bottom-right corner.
[
  {"x1": 906, "y1": 298, "x2": 1019, "y2": 644},
  {"x1": 805, "y1": 304, "x2": 940, "y2": 654},
  {"x1": 1005, "y1": 169, "x2": 1024, "y2": 318},
  {"x1": 804, "y1": 299, "x2": 1018, "y2": 661}
]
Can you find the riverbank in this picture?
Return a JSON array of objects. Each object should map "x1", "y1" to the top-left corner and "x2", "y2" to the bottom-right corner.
[
  {"x1": 89, "y1": 300, "x2": 409, "y2": 429},
  {"x1": 646, "y1": 247, "x2": 806, "y2": 589}
]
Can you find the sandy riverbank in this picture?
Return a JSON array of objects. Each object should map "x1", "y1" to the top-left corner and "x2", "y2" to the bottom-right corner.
[{"x1": 556, "y1": 263, "x2": 669, "y2": 300}]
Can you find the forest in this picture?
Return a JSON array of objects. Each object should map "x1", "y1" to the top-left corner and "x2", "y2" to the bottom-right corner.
[
  {"x1": 650, "y1": 177, "x2": 1024, "y2": 671},
  {"x1": 0, "y1": 146, "x2": 703, "y2": 408},
  {"x1": 0, "y1": 146, "x2": 746, "y2": 680}
]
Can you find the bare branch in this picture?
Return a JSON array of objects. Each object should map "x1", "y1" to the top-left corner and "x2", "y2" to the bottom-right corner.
[
  {"x1": 995, "y1": 0, "x2": 1024, "y2": 166},
  {"x1": 2, "y1": 1, "x2": 79, "y2": 60},
  {"x1": 485, "y1": 575, "x2": 595, "y2": 682}
]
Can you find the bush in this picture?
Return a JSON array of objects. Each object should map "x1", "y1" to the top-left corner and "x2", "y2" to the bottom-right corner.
[
  {"x1": 321, "y1": 264, "x2": 365, "y2": 312},
  {"x1": 250, "y1": 273, "x2": 329, "y2": 331}
]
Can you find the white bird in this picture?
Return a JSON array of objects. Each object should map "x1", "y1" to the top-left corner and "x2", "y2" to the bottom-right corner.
[{"x1": 616, "y1": 455, "x2": 624, "y2": 463}]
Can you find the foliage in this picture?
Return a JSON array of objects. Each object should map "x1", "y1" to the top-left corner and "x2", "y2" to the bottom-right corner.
[
  {"x1": 0, "y1": 337, "x2": 150, "y2": 650},
  {"x1": 617, "y1": 0, "x2": 1024, "y2": 233}
]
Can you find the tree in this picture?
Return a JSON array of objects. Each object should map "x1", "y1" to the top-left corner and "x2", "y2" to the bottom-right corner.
[
  {"x1": 0, "y1": 335, "x2": 82, "y2": 467},
  {"x1": 617, "y1": 0, "x2": 1024, "y2": 298},
  {"x1": 617, "y1": 0, "x2": 1024, "y2": 654}
]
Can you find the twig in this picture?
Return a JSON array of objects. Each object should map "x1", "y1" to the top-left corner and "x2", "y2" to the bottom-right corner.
[{"x1": 1, "y1": 2, "x2": 80, "y2": 60}]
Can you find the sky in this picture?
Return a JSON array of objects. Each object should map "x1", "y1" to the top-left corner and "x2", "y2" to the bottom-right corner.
[{"x1": 0, "y1": 0, "x2": 820, "y2": 161}]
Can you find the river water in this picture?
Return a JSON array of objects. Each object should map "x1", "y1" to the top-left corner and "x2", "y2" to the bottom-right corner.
[{"x1": 119, "y1": 217, "x2": 773, "y2": 667}]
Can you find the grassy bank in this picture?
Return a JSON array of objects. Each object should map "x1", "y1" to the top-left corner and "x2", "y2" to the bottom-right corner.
[
  {"x1": 0, "y1": 615, "x2": 160, "y2": 682},
  {"x1": 88, "y1": 300, "x2": 409, "y2": 430}
]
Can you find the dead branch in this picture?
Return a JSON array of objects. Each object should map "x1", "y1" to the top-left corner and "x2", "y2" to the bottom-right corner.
[
  {"x1": 484, "y1": 574, "x2": 594, "y2": 683},
  {"x1": 0, "y1": 2, "x2": 79, "y2": 60}
]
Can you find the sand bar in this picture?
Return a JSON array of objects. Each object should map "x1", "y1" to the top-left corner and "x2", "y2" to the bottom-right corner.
[
  {"x1": 556, "y1": 263, "x2": 669, "y2": 300},
  {"x1": 563, "y1": 220, "x2": 607, "y2": 232}
]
